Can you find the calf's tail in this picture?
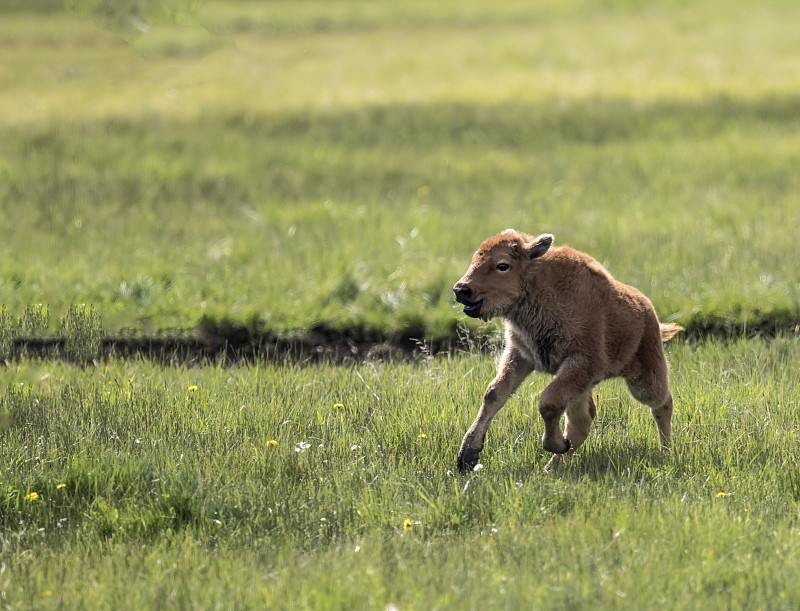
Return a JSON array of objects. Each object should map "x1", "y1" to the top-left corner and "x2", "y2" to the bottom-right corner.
[{"x1": 659, "y1": 323, "x2": 684, "y2": 342}]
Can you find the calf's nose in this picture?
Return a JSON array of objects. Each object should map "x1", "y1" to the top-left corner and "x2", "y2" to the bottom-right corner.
[{"x1": 453, "y1": 284, "x2": 473, "y2": 302}]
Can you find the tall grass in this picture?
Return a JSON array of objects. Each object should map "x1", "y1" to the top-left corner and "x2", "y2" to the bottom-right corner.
[
  {"x1": 1, "y1": 337, "x2": 799, "y2": 608},
  {"x1": 3, "y1": 2, "x2": 799, "y2": 608}
]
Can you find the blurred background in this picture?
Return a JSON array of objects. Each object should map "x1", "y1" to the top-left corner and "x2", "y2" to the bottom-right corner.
[{"x1": 1, "y1": 0, "x2": 799, "y2": 344}]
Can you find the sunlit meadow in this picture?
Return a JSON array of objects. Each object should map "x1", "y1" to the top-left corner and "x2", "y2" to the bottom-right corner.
[
  {"x1": 1, "y1": 338, "x2": 800, "y2": 607},
  {"x1": 0, "y1": 0, "x2": 799, "y2": 338},
  {"x1": 2, "y1": 0, "x2": 800, "y2": 608}
]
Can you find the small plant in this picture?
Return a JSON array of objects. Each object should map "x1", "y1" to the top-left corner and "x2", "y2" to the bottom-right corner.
[
  {"x1": 18, "y1": 303, "x2": 49, "y2": 336},
  {"x1": 0, "y1": 304, "x2": 14, "y2": 359},
  {"x1": 60, "y1": 304, "x2": 104, "y2": 362}
]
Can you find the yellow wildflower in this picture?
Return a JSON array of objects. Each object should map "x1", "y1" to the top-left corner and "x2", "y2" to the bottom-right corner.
[
  {"x1": 267, "y1": 440, "x2": 278, "y2": 446},
  {"x1": 403, "y1": 519, "x2": 413, "y2": 531},
  {"x1": 418, "y1": 433, "x2": 427, "y2": 439},
  {"x1": 716, "y1": 492, "x2": 730, "y2": 497},
  {"x1": 188, "y1": 385, "x2": 198, "y2": 392},
  {"x1": 333, "y1": 403, "x2": 344, "y2": 409},
  {"x1": 57, "y1": 483, "x2": 66, "y2": 489},
  {"x1": 24, "y1": 492, "x2": 39, "y2": 501}
]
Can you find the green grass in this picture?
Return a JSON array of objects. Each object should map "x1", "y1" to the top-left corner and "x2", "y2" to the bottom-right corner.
[
  {"x1": 2, "y1": 337, "x2": 800, "y2": 608},
  {"x1": 3, "y1": 2, "x2": 800, "y2": 608},
  {"x1": 1, "y1": 0, "x2": 799, "y2": 339}
]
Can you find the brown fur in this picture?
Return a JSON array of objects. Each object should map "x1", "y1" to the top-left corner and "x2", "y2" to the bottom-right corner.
[{"x1": 453, "y1": 230, "x2": 683, "y2": 472}]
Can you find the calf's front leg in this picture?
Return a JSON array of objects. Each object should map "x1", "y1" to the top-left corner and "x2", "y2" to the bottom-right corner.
[
  {"x1": 539, "y1": 358, "x2": 594, "y2": 456},
  {"x1": 457, "y1": 348, "x2": 533, "y2": 473},
  {"x1": 544, "y1": 392, "x2": 596, "y2": 472}
]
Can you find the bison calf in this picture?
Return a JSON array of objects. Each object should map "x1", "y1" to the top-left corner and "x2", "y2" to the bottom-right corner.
[{"x1": 453, "y1": 230, "x2": 682, "y2": 472}]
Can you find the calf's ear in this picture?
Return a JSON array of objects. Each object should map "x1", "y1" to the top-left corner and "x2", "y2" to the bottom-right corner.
[{"x1": 526, "y1": 233, "x2": 554, "y2": 259}]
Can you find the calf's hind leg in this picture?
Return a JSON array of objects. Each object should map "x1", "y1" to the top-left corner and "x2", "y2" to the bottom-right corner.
[
  {"x1": 625, "y1": 338, "x2": 674, "y2": 450},
  {"x1": 627, "y1": 381, "x2": 673, "y2": 449}
]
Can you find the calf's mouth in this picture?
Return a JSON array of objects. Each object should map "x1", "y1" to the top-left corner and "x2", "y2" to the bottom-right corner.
[{"x1": 456, "y1": 296, "x2": 483, "y2": 318}]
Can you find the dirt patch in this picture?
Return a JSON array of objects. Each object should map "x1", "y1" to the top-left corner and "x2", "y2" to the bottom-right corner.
[
  {"x1": 5, "y1": 328, "x2": 467, "y2": 365},
  {"x1": 4, "y1": 319, "x2": 799, "y2": 365}
]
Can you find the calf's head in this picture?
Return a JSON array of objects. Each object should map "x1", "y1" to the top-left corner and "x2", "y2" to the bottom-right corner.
[{"x1": 453, "y1": 230, "x2": 553, "y2": 321}]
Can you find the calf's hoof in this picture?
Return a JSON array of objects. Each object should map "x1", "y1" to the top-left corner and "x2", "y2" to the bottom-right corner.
[
  {"x1": 542, "y1": 435, "x2": 572, "y2": 455},
  {"x1": 457, "y1": 446, "x2": 481, "y2": 474}
]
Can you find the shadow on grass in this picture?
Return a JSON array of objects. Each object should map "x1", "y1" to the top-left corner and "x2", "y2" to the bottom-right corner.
[
  {"x1": 559, "y1": 439, "x2": 672, "y2": 482},
  {"x1": 230, "y1": 94, "x2": 800, "y2": 148},
  {"x1": 8, "y1": 93, "x2": 796, "y2": 152},
  {"x1": 7, "y1": 93, "x2": 800, "y2": 179}
]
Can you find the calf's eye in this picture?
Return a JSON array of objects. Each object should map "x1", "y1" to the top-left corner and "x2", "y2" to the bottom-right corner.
[{"x1": 496, "y1": 262, "x2": 510, "y2": 272}]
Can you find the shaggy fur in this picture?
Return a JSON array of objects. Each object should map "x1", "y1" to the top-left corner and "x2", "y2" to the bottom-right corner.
[{"x1": 453, "y1": 230, "x2": 683, "y2": 472}]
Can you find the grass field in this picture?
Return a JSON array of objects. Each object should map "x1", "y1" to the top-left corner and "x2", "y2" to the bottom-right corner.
[
  {"x1": 2, "y1": 337, "x2": 800, "y2": 608},
  {"x1": 2, "y1": 0, "x2": 800, "y2": 608},
  {"x1": 1, "y1": 0, "x2": 799, "y2": 339}
]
